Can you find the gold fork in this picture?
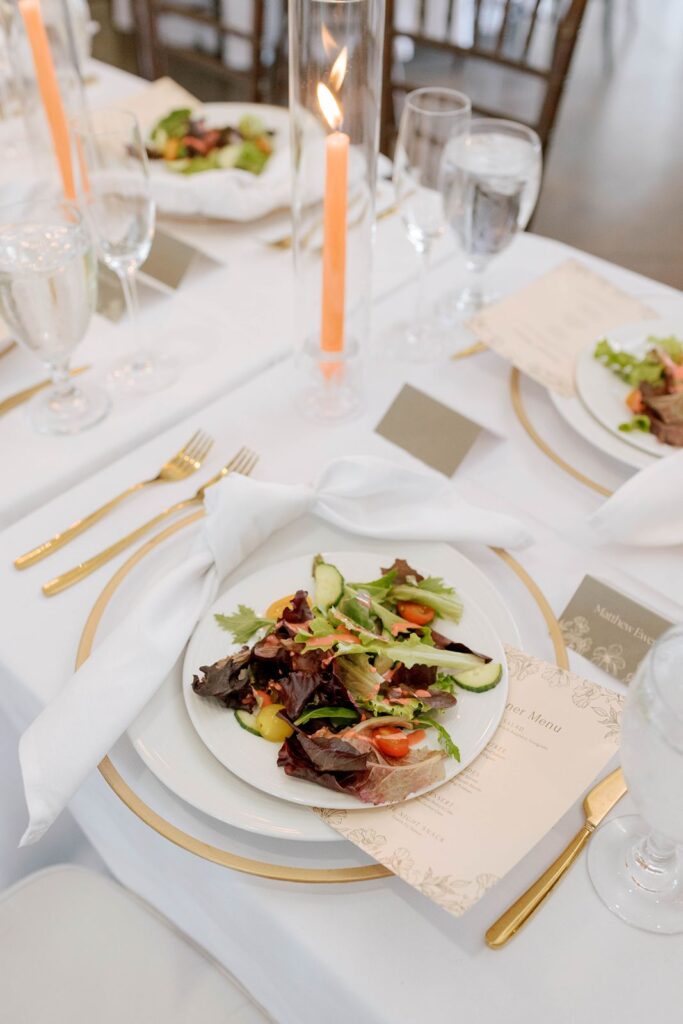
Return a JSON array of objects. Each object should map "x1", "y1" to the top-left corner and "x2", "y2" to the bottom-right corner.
[
  {"x1": 43, "y1": 446, "x2": 259, "y2": 596},
  {"x1": 15, "y1": 429, "x2": 214, "y2": 569}
]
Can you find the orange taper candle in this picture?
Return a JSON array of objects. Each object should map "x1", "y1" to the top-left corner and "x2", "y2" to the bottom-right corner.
[
  {"x1": 318, "y1": 84, "x2": 349, "y2": 356},
  {"x1": 19, "y1": 0, "x2": 76, "y2": 200}
]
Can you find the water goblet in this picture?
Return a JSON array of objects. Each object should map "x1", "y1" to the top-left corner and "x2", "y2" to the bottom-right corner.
[
  {"x1": 0, "y1": 197, "x2": 109, "y2": 434},
  {"x1": 439, "y1": 117, "x2": 542, "y2": 320},
  {"x1": 588, "y1": 625, "x2": 683, "y2": 933}
]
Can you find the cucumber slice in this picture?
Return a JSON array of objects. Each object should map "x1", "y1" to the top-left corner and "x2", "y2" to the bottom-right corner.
[
  {"x1": 452, "y1": 661, "x2": 503, "y2": 692},
  {"x1": 314, "y1": 560, "x2": 344, "y2": 612},
  {"x1": 234, "y1": 709, "x2": 261, "y2": 736}
]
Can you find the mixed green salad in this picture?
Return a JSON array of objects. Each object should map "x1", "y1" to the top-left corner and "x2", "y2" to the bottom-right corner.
[
  {"x1": 192, "y1": 556, "x2": 503, "y2": 805},
  {"x1": 147, "y1": 108, "x2": 274, "y2": 176},
  {"x1": 594, "y1": 334, "x2": 683, "y2": 446}
]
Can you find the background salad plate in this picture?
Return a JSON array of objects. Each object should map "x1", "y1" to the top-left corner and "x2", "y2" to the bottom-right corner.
[{"x1": 574, "y1": 319, "x2": 682, "y2": 459}]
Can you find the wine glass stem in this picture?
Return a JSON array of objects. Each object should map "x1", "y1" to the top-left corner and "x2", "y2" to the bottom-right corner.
[
  {"x1": 462, "y1": 258, "x2": 486, "y2": 308},
  {"x1": 48, "y1": 361, "x2": 75, "y2": 399},
  {"x1": 119, "y1": 265, "x2": 147, "y2": 370},
  {"x1": 414, "y1": 245, "x2": 431, "y2": 332},
  {"x1": 627, "y1": 830, "x2": 681, "y2": 895}
]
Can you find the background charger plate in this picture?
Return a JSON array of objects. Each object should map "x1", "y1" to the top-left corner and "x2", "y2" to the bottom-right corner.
[
  {"x1": 78, "y1": 511, "x2": 566, "y2": 880},
  {"x1": 130, "y1": 542, "x2": 519, "y2": 839},
  {"x1": 574, "y1": 319, "x2": 682, "y2": 460},
  {"x1": 183, "y1": 550, "x2": 511, "y2": 812}
]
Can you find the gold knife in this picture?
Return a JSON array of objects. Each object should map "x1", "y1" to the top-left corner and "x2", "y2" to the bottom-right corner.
[
  {"x1": 485, "y1": 767, "x2": 627, "y2": 948},
  {"x1": 0, "y1": 366, "x2": 89, "y2": 418},
  {"x1": 0, "y1": 339, "x2": 17, "y2": 359}
]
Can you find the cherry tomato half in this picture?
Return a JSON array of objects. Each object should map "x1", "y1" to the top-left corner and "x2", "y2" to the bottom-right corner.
[
  {"x1": 373, "y1": 727, "x2": 410, "y2": 759},
  {"x1": 396, "y1": 600, "x2": 435, "y2": 626}
]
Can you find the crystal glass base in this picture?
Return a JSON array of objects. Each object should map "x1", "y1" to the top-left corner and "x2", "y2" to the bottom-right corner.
[
  {"x1": 588, "y1": 816, "x2": 683, "y2": 934},
  {"x1": 299, "y1": 337, "x2": 362, "y2": 421},
  {"x1": 436, "y1": 286, "x2": 498, "y2": 325},
  {"x1": 107, "y1": 351, "x2": 177, "y2": 394},
  {"x1": 29, "y1": 381, "x2": 110, "y2": 435},
  {"x1": 384, "y1": 319, "x2": 446, "y2": 362}
]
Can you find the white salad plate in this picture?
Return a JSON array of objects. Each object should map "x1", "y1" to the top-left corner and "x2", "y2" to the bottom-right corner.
[
  {"x1": 147, "y1": 102, "x2": 292, "y2": 222},
  {"x1": 574, "y1": 319, "x2": 682, "y2": 460},
  {"x1": 182, "y1": 550, "x2": 513, "y2": 813},
  {"x1": 549, "y1": 391, "x2": 656, "y2": 471}
]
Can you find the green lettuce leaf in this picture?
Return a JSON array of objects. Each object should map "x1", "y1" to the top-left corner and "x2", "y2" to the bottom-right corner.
[
  {"x1": 295, "y1": 706, "x2": 359, "y2": 727},
  {"x1": 391, "y1": 583, "x2": 463, "y2": 623},
  {"x1": 214, "y1": 605, "x2": 274, "y2": 644},
  {"x1": 618, "y1": 415, "x2": 651, "y2": 433},
  {"x1": 338, "y1": 632, "x2": 484, "y2": 672},
  {"x1": 416, "y1": 714, "x2": 461, "y2": 761}
]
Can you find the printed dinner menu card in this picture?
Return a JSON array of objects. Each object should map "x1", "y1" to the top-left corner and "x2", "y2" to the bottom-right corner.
[
  {"x1": 466, "y1": 259, "x2": 655, "y2": 396},
  {"x1": 318, "y1": 646, "x2": 622, "y2": 918}
]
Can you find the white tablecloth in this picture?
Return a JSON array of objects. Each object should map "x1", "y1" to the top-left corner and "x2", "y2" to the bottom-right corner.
[{"x1": 2, "y1": 58, "x2": 683, "y2": 1024}]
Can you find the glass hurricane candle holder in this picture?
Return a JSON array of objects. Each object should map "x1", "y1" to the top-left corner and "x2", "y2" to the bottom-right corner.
[{"x1": 289, "y1": 0, "x2": 385, "y2": 420}]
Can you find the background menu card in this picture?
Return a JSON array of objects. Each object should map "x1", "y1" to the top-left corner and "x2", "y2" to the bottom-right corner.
[
  {"x1": 317, "y1": 646, "x2": 622, "y2": 919},
  {"x1": 466, "y1": 260, "x2": 655, "y2": 396},
  {"x1": 375, "y1": 384, "x2": 482, "y2": 475},
  {"x1": 560, "y1": 575, "x2": 672, "y2": 682}
]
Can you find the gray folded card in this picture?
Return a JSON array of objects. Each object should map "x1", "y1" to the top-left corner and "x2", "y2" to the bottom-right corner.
[
  {"x1": 140, "y1": 230, "x2": 202, "y2": 290},
  {"x1": 375, "y1": 383, "x2": 483, "y2": 476},
  {"x1": 559, "y1": 575, "x2": 672, "y2": 682}
]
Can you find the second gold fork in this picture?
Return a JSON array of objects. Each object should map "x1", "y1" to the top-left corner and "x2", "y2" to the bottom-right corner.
[{"x1": 42, "y1": 446, "x2": 259, "y2": 596}]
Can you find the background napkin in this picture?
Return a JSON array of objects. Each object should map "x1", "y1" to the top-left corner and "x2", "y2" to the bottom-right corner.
[
  {"x1": 19, "y1": 455, "x2": 531, "y2": 844},
  {"x1": 588, "y1": 448, "x2": 683, "y2": 546}
]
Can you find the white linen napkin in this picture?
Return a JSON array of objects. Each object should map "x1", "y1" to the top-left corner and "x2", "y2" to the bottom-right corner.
[
  {"x1": 588, "y1": 449, "x2": 683, "y2": 547},
  {"x1": 19, "y1": 455, "x2": 531, "y2": 844}
]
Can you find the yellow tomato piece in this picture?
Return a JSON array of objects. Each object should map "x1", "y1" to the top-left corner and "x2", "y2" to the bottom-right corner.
[
  {"x1": 256, "y1": 704, "x2": 294, "y2": 743},
  {"x1": 265, "y1": 593, "x2": 310, "y2": 621}
]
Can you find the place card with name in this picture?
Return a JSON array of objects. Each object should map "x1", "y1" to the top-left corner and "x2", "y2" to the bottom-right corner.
[
  {"x1": 466, "y1": 259, "x2": 655, "y2": 396},
  {"x1": 559, "y1": 575, "x2": 672, "y2": 682},
  {"x1": 375, "y1": 384, "x2": 483, "y2": 476},
  {"x1": 317, "y1": 645, "x2": 622, "y2": 919}
]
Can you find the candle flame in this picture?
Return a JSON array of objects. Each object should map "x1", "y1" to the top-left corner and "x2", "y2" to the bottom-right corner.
[
  {"x1": 329, "y1": 46, "x2": 348, "y2": 91},
  {"x1": 317, "y1": 82, "x2": 342, "y2": 131}
]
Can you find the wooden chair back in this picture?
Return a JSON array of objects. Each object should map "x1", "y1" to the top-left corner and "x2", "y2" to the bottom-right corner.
[
  {"x1": 131, "y1": 0, "x2": 283, "y2": 103},
  {"x1": 381, "y1": 0, "x2": 589, "y2": 153}
]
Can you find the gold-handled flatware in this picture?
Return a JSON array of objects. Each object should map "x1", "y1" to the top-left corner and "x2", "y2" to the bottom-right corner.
[
  {"x1": 485, "y1": 767, "x2": 627, "y2": 949},
  {"x1": 0, "y1": 339, "x2": 17, "y2": 359},
  {"x1": 0, "y1": 365, "x2": 89, "y2": 418},
  {"x1": 451, "y1": 340, "x2": 488, "y2": 361},
  {"x1": 43, "y1": 446, "x2": 259, "y2": 596},
  {"x1": 15, "y1": 429, "x2": 214, "y2": 569}
]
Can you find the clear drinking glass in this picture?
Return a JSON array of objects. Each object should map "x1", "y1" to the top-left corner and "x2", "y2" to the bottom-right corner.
[
  {"x1": 588, "y1": 625, "x2": 683, "y2": 933},
  {"x1": 391, "y1": 87, "x2": 471, "y2": 361},
  {"x1": 0, "y1": 197, "x2": 109, "y2": 434},
  {"x1": 439, "y1": 117, "x2": 542, "y2": 319},
  {"x1": 72, "y1": 108, "x2": 176, "y2": 393}
]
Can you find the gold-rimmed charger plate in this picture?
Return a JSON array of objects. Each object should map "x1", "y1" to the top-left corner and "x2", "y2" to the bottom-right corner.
[
  {"x1": 510, "y1": 368, "x2": 614, "y2": 497},
  {"x1": 77, "y1": 510, "x2": 568, "y2": 883}
]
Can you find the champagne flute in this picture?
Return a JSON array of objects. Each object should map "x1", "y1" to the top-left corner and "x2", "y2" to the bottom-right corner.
[
  {"x1": 0, "y1": 197, "x2": 109, "y2": 434},
  {"x1": 588, "y1": 625, "x2": 683, "y2": 933},
  {"x1": 391, "y1": 87, "x2": 471, "y2": 361},
  {"x1": 72, "y1": 108, "x2": 176, "y2": 393},
  {"x1": 439, "y1": 118, "x2": 542, "y2": 320}
]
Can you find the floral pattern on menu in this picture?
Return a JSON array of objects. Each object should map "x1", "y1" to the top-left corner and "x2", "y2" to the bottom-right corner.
[{"x1": 316, "y1": 645, "x2": 623, "y2": 919}]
